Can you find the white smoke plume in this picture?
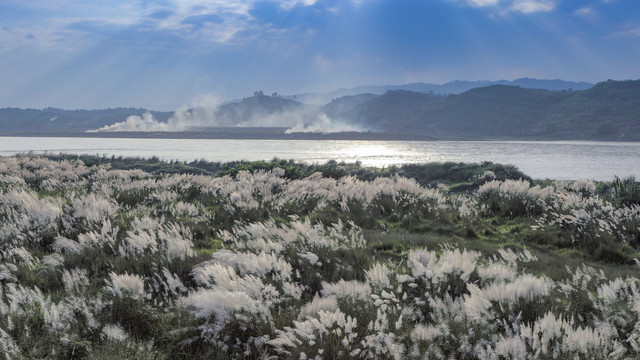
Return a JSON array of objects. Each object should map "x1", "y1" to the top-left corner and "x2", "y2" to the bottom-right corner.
[
  {"x1": 234, "y1": 107, "x2": 370, "y2": 133},
  {"x1": 89, "y1": 94, "x2": 222, "y2": 132},
  {"x1": 169, "y1": 93, "x2": 222, "y2": 128},
  {"x1": 89, "y1": 112, "x2": 178, "y2": 132},
  {"x1": 89, "y1": 93, "x2": 373, "y2": 133},
  {"x1": 285, "y1": 113, "x2": 368, "y2": 133},
  {"x1": 234, "y1": 107, "x2": 317, "y2": 128}
]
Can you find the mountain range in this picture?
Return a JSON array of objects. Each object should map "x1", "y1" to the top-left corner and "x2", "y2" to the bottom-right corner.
[
  {"x1": 353, "y1": 80, "x2": 640, "y2": 139},
  {"x1": 1, "y1": 79, "x2": 639, "y2": 141},
  {"x1": 281, "y1": 78, "x2": 594, "y2": 104}
]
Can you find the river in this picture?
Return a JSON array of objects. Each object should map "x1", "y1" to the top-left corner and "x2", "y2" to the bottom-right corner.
[{"x1": 1, "y1": 137, "x2": 638, "y2": 181}]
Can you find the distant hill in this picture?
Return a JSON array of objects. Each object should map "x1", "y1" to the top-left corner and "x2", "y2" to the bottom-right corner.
[
  {"x1": 331, "y1": 90, "x2": 444, "y2": 131},
  {"x1": 1, "y1": 79, "x2": 638, "y2": 141},
  {"x1": 320, "y1": 93, "x2": 378, "y2": 119},
  {"x1": 0, "y1": 95, "x2": 315, "y2": 132},
  {"x1": 347, "y1": 79, "x2": 640, "y2": 140},
  {"x1": 0, "y1": 107, "x2": 172, "y2": 133},
  {"x1": 287, "y1": 78, "x2": 593, "y2": 104},
  {"x1": 214, "y1": 93, "x2": 317, "y2": 127}
]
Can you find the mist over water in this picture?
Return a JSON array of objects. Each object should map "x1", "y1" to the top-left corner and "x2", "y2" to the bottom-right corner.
[{"x1": 1, "y1": 137, "x2": 639, "y2": 181}]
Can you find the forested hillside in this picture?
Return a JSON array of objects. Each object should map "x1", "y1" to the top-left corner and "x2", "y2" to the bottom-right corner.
[{"x1": 342, "y1": 80, "x2": 640, "y2": 140}]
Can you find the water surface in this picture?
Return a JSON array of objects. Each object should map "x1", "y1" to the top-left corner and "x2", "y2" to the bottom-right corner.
[{"x1": 1, "y1": 137, "x2": 638, "y2": 181}]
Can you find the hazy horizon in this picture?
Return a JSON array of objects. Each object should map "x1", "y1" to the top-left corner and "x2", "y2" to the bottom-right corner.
[{"x1": 0, "y1": 77, "x2": 597, "y2": 111}]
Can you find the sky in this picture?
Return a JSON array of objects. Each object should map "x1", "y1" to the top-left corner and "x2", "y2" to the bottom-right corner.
[{"x1": 1, "y1": 0, "x2": 639, "y2": 110}]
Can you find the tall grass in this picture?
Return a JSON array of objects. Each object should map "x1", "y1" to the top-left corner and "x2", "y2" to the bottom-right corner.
[{"x1": 0, "y1": 154, "x2": 639, "y2": 358}]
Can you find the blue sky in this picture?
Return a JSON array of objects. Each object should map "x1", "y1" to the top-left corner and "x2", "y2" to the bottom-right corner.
[{"x1": 1, "y1": 0, "x2": 639, "y2": 110}]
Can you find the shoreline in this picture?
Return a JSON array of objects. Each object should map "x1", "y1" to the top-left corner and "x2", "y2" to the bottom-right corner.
[{"x1": 0, "y1": 130, "x2": 636, "y2": 142}]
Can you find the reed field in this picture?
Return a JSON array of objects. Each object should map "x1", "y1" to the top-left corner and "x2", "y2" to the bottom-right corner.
[{"x1": 1, "y1": 154, "x2": 639, "y2": 359}]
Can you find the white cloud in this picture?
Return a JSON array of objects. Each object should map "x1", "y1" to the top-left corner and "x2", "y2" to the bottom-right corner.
[
  {"x1": 148, "y1": 1, "x2": 255, "y2": 43},
  {"x1": 574, "y1": 7, "x2": 597, "y2": 16},
  {"x1": 609, "y1": 26, "x2": 640, "y2": 38},
  {"x1": 450, "y1": 0, "x2": 556, "y2": 14},
  {"x1": 448, "y1": 0, "x2": 501, "y2": 7},
  {"x1": 1, "y1": 0, "x2": 324, "y2": 51},
  {"x1": 280, "y1": 0, "x2": 318, "y2": 11},
  {"x1": 467, "y1": 0, "x2": 502, "y2": 7},
  {"x1": 507, "y1": 0, "x2": 555, "y2": 13},
  {"x1": 0, "y1": 24, "x2": 85, "y2": 53}
]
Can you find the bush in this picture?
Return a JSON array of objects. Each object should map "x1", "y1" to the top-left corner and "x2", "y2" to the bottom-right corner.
[{"x1": 612, "y1": 176, "x2": 640, "y2": 207}]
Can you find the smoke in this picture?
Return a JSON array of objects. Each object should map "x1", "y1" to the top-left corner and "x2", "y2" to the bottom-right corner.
[
  {"x1": 285, "y1": 113, "x2": 369, "y2": 133},
  {"x1": 89, "y1": 93, "x2": 373, "y2": 134},
  {"x1": 89, "y1": 112, "x2": 177, "y2": 132},
  {"x1": 234, "y1": 107, "x2": 371, "y2": 133},
  {"x1": 89, "y1": 94, "x2": 223, "y2": 132},
  {"x1": 169, "y1": 93, "x2": 223, "y2": 128},
  {"x1": 235, "y1": 106, "x2": 317, "y2": 127}
]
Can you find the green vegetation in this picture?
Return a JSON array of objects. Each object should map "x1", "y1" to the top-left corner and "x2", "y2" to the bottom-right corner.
[
  {"x1": 1, "y1": 155, "x2": 640, "y2": 359},
  {"x1": 44, "y1": 154, "x2": 530, "y2": 189},
  {"x1": 612, "y1": 175, "x2": 640, "y2": 207}
]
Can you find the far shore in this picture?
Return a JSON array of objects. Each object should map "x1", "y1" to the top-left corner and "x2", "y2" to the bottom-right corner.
[{"x1": 1, "y1": 129, "x2": 636, "y2": 142}]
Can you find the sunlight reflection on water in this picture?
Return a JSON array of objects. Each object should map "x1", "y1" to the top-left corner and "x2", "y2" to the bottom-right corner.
[{"x1": 1, "y1": 137, "x2": 639, "y2": 181}]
